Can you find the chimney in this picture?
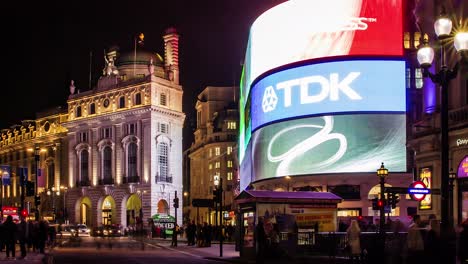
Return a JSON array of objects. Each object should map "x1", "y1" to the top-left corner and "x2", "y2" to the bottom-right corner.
[{"x1": 163, "y1": 27, "x2": 180, "y2": 84}]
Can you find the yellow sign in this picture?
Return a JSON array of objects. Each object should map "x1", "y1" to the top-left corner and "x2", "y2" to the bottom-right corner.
[{"x1": 419, "y1": 167, "x2": 432, "y2": 210}]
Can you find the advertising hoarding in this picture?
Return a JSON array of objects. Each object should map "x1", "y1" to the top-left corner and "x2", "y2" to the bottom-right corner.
[
  {"x1": 251, "y1": 59, "x2": 405, "y2": 131},
  {"x1": 418, "y1": 168, "x2": 432, "y2": 210},
  {"x1": 458, "y1": 156, "x2": 468, "y2": 178},
  {"x1": 246, "y1": 114, "x2": 406, "y2": 182}
]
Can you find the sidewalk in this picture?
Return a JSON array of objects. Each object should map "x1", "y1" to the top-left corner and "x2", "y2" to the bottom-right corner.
[{"x1": 0, "y1": 247, "x2": 49, "y2": 264}]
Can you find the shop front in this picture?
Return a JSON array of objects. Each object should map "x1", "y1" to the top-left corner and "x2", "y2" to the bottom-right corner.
[{"x1": 235, "y1": 190, "x2": 342, "y2": 261}]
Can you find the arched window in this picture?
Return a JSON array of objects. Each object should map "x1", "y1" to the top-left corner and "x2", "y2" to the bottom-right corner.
[
  {"x1": 103, "y1": 146, "x2": 112, "y2": 180},
  {"x1": 80, "y1": 150, "x2": 89, "y2": 181},
  {"x1": 119, "y1": 96, "x2": 125, "y2": 108},
  {"x1": 127, "y1": 142, "x2": 137, "y2": 177},
  {"x1": 76, "y1": 106, "x2": 82, "y2": 117},
  {"x1": 158, "y1": 142, "x2": 169, "y2": 181},
  {"x1": 135, "y1": 93, "x2": 142, "y2": 105}
]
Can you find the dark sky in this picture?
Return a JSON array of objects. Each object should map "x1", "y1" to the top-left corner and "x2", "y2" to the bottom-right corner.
[{"x1": 8, "y1": 0, "x2": 286, "y2": 149}]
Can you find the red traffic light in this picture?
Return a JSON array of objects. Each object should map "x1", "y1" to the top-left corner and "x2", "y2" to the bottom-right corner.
[
  {"x1": 21, "y1": 209, "x2": 28, "y2": 218},
  {"x1": 377, "y1": 200, "x2": 384, "y2": 207}
]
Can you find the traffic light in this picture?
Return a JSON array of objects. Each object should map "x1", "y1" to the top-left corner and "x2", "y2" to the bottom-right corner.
[
  {"x1": 21, "y1": 208, "x2": 28, "y2": 218},
  {"x1": 372, "y1": 198, "x2": 379, "y2": 210},
  {"x1": 377, "y1": 199, "x2": 384, "y2": 208},
  {"x1": 213, "y1": 189, "x2": 221, "y2": 203},
  {"x1": 26, "y1": 181, "x2": 35, "y2": 196},
  {"x1": 173, "y1": 197, "x2": 179, "y2": 208},
  {"x1": 388, "y1": 193, "x2": 400, "y2": 209},
  {"x1": 34, "y1": 195, "x2": 41, "y2": 206}
]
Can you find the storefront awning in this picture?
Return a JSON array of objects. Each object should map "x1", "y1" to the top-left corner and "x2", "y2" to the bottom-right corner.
[{"x1": 235, "y1": 190, "x2": 342, "y2": 205}]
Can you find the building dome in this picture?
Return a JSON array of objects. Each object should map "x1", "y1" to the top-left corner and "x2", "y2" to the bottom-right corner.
[{"x1": 116, "y1": 49, "x2": 164, "y2": 67}]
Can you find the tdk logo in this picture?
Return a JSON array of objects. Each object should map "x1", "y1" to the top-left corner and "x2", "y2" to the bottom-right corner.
[{"x1": 262, "y1": 72, "x2": 362, "y2": 113}]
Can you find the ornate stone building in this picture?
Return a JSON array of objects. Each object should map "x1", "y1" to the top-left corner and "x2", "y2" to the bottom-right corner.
[
  {"x1": 187, "y1": 86, "x2": 239, "y2": 225},
  {"x1": 64, "y1": 28, "x2": 185, "y2": 228}
]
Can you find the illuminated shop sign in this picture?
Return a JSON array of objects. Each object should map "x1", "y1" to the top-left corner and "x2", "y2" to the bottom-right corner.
[
  {"x1": 246, "y1": 114, "x2": 406, "y2": 182},
  {"x1": 418, "y1": 167, "x2": 432, "y2": 210},
  {"x1": 251, "y1": 60, "x2": 405, "y2": 131},
  {"x1": 458, "y1": 156, "x2": 468, "y2": 178}
]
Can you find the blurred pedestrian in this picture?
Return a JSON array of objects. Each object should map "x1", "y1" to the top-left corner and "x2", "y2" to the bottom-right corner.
[
  {"x1": 255, "y1": 218, "x2": 267, "y2": 264},
  {"x1": 17, "y1": 216, "x2": 28, "y2": 259},
  {"x1": 3, "y1": 215, "x2": 17, "y2": 260},
  {"x1": 406, "y1": 215, "x2": 425, "y2": 264},
  {"x1": 458, "y1": 219, "x2": 468, "y2": 264},
  {"x1": 346, "y1": 219, "x2": 361, "y2": 264},
  {"x1": 38, "y1": 220, "x2": 48, "y2": 254},
  {"x1": 424, "y1": 219, "x2": 441, "y2": 264}
]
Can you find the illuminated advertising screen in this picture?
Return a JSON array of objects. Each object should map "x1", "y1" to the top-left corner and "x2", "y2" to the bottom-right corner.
[
  {"x1": 248, "y1": 114, "x2": 406, "y2": 181},
  {"x1": 251, "y1": 59, "x2": 405, "y2": 131},
  {"x1": 419, "y1": 167, "x2": 432, "y2": 210},
  {"x1": 239, "y1": 0, "x2": 403, "y2": 164},
  {"x1": 241, "y1": 0, "x2": 403, "y2": 101},
  {"x1": 458, "y1": 156, "x2": 468, "y2": 178}
]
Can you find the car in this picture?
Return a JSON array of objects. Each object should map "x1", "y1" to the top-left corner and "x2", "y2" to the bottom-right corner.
[
  {"x1": 77, "y1": 224, "x2": 91, "y2": 237},
  {"x1": 59, "y1": 225, "x2": 78, "y2": 237}
]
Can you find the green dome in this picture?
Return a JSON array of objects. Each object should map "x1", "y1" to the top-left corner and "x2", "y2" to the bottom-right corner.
[{"x1": 116, "y1": 49, "x2": 164, "y2": 66}]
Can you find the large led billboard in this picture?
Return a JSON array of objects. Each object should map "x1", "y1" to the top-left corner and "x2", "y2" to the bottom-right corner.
[
  {"x1": 247, "y1": 114, "x2": 407, "y2": 182},
  {"x1": 239, "y1": 0, "x2": 403, "y2": 162},
  {"x1": 251, "y1": 59, "x2": 405, "y2": 131}
]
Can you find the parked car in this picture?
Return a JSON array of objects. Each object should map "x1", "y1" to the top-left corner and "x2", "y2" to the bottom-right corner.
[
  {"x1": 92, "y1": 225, "x2": 122, "y2": 237},
  {"x1": 77, "y1": 224, "x2": 91, "y2": 237},
  {"x1": 59, "y1": 225, "x2": 78, "y2": 237}
]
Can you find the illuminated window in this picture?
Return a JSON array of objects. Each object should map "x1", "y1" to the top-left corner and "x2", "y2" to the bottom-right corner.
[
  {"x1": 135, "y1": 93, "x2": 142, "y2": 105},
  {"x1": 209, "y1": 148, "x2": 212, "y2": 157},
  {"x1": 415, "y1": 68, "x2": 423, "y2": 89},
  {"x1": 160, "y1": 93, "x2": 167, "y2": 106},
  {"x1": 404, "y1": 32, "x2": 410, "y2": 49},
  {"x1": 215, "y1": 162, "x2": 220, "y2": 169},
  {"x1": 103, "y1": 146, "x2": 112, "y2": 181},
  {"x1": 158, "y1": 142, "x2": 169, "y2": 180},
  {"x1": 227, "y1": 121, "x2": 236, "y2": 130},
  {"x1": 136, "y1": 74, "x2": 145, "y2": 79},
  {"x1": 209, "y1": 164, "x2": 212, "y2": 170},
  {"x1": 227, "y1": 160, "x2": 233, "y2": 168},
  {"x1": 227, "y1": 172, "x2": 233, "y2": 180},
  {"x1": 215, "y1": 147, "x2": 220, "y2": 156},
  {"x1": 227, "y1": 146, "x2": 232, "y2": 155},
  {"x1": 413, "y1": 32, "x2": 421, "y2": 49},
  {"x1": 89, "y1": 103, "x2": 96, "y2": 115},
  {"x1": 406, "y1": 68, "x2": 411, "y2": 89}
]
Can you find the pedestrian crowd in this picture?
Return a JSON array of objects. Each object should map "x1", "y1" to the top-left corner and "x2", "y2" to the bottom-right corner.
[{"x1": 0, "y1": 215, "x2": 55, "y2": 260}]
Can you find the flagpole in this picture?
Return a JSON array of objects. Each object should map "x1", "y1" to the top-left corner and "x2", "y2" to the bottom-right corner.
[
  {"x1": 89, "y1": 51, "x2": 93, "y2": 89},
  {"x1": 133, "y1": 36, "x2": 137, "y2": 78}
]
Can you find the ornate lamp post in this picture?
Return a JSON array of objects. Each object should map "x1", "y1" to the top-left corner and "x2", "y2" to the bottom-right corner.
[
  {"x1": 34, "y1": 146, "x2": 40, "y2": 221},
  {"x1": 416, "y1": 11, "x2": 467, "y2": 230},
  {"x1": 448, "y1": 169, "x2": 457, "y2": 225},
  {"x1": 377, "y1": 162, "x2": 388, "y2": 235}
]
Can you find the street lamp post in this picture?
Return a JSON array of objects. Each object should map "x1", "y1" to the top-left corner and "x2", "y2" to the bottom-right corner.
[
  {"x1": 377, "y1": 162, "x2": 388, "y2": 235},
  {"x1": 448, "y1": 169, "x2": 457, "y2": 225},
  {"x1": 416, "y1": 11, "x2": 467, "y2": 230},
  {"x1": 60, "y1": 185, "x2": 68, "y2": 224},
  {"x1": 34, "y1": 147, "x2": 40, "y2": 221},
  {"x1": 214, "y1": 176, "x2": 223, "y2": 257}
]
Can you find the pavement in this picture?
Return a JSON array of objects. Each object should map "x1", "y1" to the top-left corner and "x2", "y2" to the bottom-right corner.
[{"x1": 0, "y1": 245, "x2": 51, "y2": 264}]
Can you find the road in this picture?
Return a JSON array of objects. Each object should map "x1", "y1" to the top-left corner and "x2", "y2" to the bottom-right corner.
[{"x1": 52, "y1": 237, "x2": 221, "y2": 264}]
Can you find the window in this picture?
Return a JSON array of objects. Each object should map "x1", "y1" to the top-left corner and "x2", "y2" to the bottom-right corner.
[
  {"x1": 136, "y1": 74, "x2": 145, "y2": 79},
  {"x1": 227, "y1": 121, "x2": 236, "y2": 129},
  {"x1": 89, "y1": 103, "x2": 96, "y2": 115},
  {"x1": 135, "y1": 93, "x2": 142, "y2": 105},
  {"x1": 159, "y1": 123, "x2": 169, "y2": 134},
  {"x1": 127, "y1": 143, "x2": 137, "y2": 177},
  {"x1": 227, "y1": 146, "x2": 233, "y2": 155},
  {"x1": 227, "y1": 172, "x2": 233, "y2": 180},
  {"x1": 406, "y1": 68, "x2": 411, "y2": 89},
  {"x1": 227, "y1": 160, "x2": 233, "y2": 168},
  {"x1": 227, "y1": 134, "x2": 236, "y2": 141},
  {"x1": 209, "y1": 148, "x2": 212, "y2": 158},
  {"x1": 78, "y1": 132, "x2": 88, "y2": 143},
  {"x1": 47, "y1": 163, "x2": 55, "y2": 189},
  {"x1": 158, "y1": 142, "x2": 169, "y2": 180},
  {"x1": 121, "y1": 74, "x2": 127, "y2": 81},
  {"x1": 103, "y1": 146, "x2": 112, "y2": 180},
  {"x1": 209, "y1": 163, "x2": 213, "y2": 170},
  {"x1": 80, "y1": 150, "x2": 89, "y2": 181},
  {"x1": 119, "y1": 96, "x2": 125, "y2": 108},
  {"x1": 404, "y1": 32, "x2": 410, "y2": 49},
  {"x1": 76, "y1": 106, "x2": 82, "y2": 118},
  {"x1": 160, "y1": 93, "x2": 167, "y2": 106},
  {"x1": 414, "y1": 32, "x2": 421, "y2": 48},
  {"x1": 215, "y1": 162, "x2": 220, "y2": 169},
  {"x1": 215, "y1": 147, "x2": 220, "y2": 156},
  {"x1": 415, "y1": 68, "x2": 423, "y2": 89},
  {"x1": 101, "y1": 127, "x2": 112, "y2": 139},
  {"x1": 214, "y1": 136, "x2": 220, "y2": 141},
  {"x1": 126, "y1": 123, "x2": 137, "y2": 135},
  {"x1": 197, "y1": 111, "x2": 202, "y2": 128}
]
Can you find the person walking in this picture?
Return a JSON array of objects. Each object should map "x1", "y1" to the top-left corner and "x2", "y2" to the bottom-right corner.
[
  {"x1": 457, "y1": 219, "x2": 468, "y2": 264},
  {"x1": 424, "y1": 219, "x2": 441, "y2": 264},
  {"x1": 17, "y1": 216, "x2": 28, "y2": 259},
  {"x1": 346, "y1": 219, "x2": 361, "y2": 264},
  {"x1": 255, "y1": 218, "x2": 267, "y2": 264},
  {"x1": 406, "y1": 215, "x2": 425, "y2": 264},
  {"x1": 3, "y1": 215, "x2": 17, "y2": 260}
]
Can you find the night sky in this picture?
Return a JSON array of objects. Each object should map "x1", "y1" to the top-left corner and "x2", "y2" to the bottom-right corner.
[{"x1": 8, "y1": 0, "x2": 286, "y2": 149}]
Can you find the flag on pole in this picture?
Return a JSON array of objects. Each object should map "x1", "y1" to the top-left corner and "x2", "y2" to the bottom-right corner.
[
  {"x1": 0, "y1": 165, "x2": 11, "y2": 185},
  {"x1": 38, "y1": 168, "x2": 46, "y2": 188}
]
